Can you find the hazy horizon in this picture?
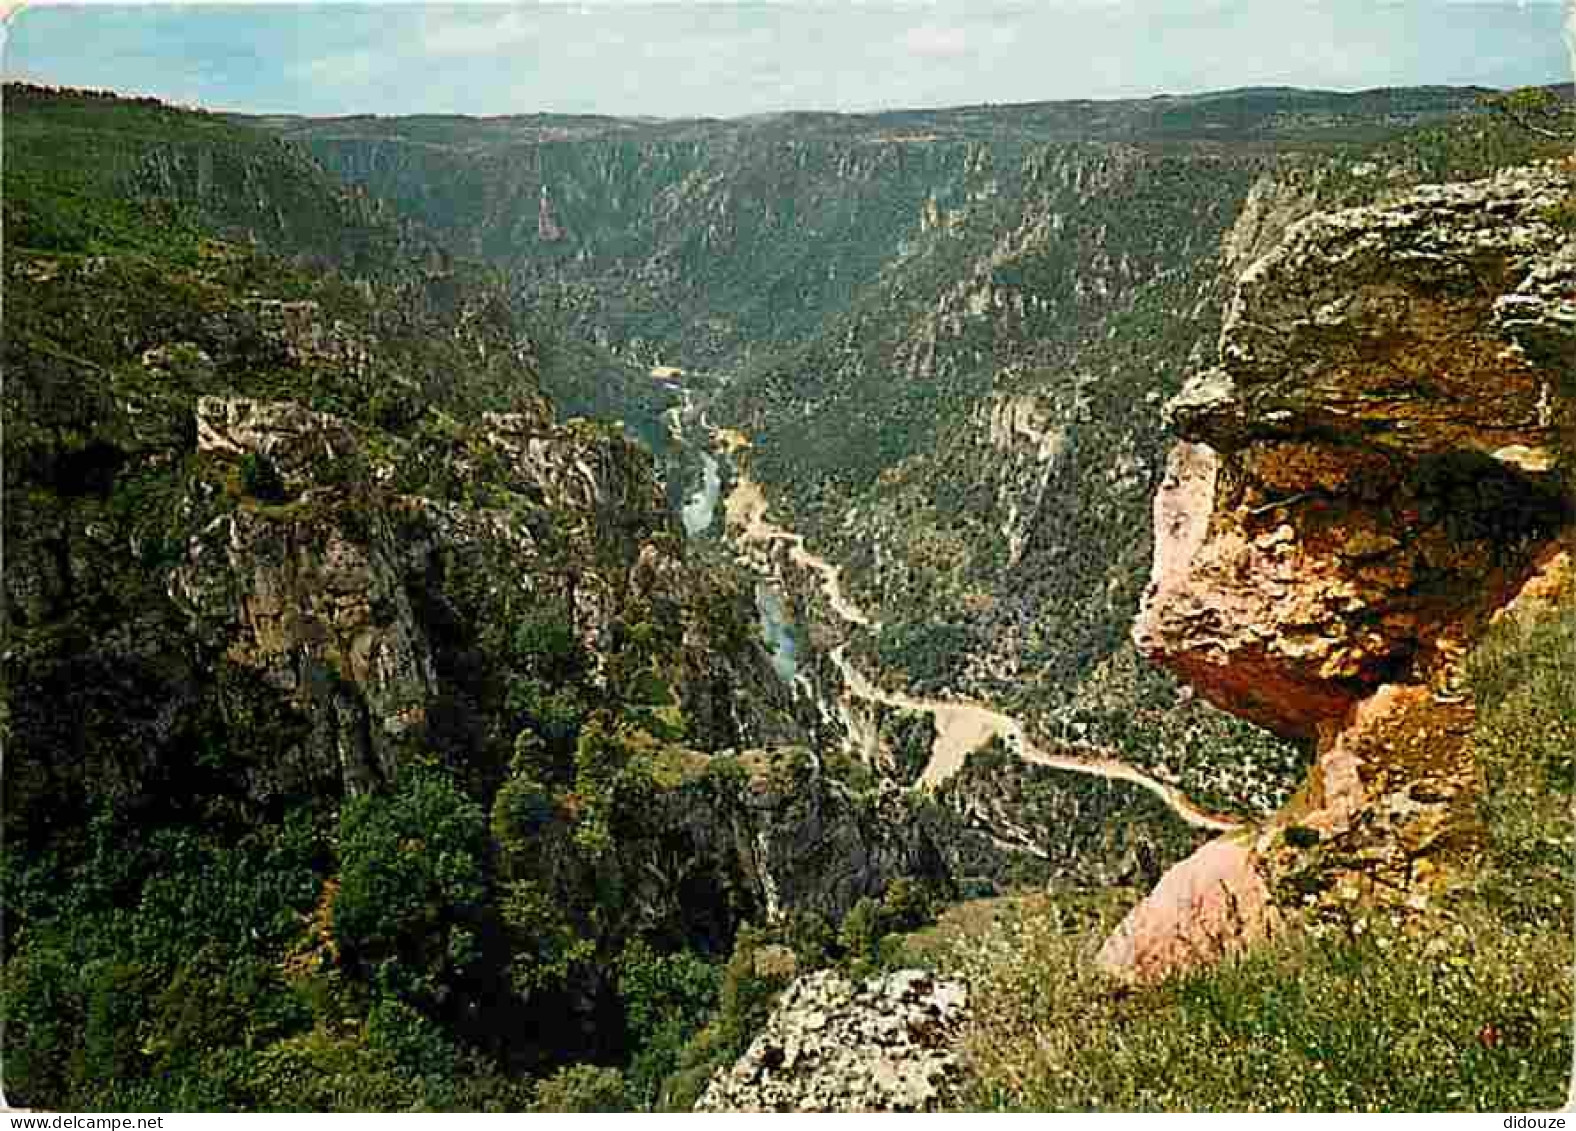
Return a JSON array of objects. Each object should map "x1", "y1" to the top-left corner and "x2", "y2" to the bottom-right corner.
[{"x1": 3, "y1": 1, "x2": 1570, "y2": 121}]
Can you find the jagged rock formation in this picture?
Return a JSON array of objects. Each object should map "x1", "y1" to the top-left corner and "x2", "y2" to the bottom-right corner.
[
  {"x1": 659, "y1": 750, "x2": 954, "y2": 928},
  {"x1": 1141, "y1": 164, "x2": 1575, "y2": 740},
  {"x1": 1106, "y1": 163, "x2": 1576, "y2": 981},
  {"x1": 2, "y1": 229, "x2": 807, "y2": 843},
  {"x1": 695, "y1": 968, "x2": 970, "y2": 1112}
]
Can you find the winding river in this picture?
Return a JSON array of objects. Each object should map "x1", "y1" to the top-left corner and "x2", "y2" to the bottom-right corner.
[{"x1": 724, "y1": 474, "x2": 879, "y2": 630}]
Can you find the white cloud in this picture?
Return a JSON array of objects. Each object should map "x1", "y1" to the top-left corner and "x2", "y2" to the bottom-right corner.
[
  {"x1": 901, "y1": 24, "x2": 972, "y2": 59},
  {"x1": 420, "y1": 9, "x2": 541, "y2": 58}
]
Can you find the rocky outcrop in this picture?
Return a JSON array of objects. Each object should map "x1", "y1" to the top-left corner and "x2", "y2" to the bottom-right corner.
[
  {"x1": 1219, "y1": 167, "x2": 1326, "y2": 279},
  {"x1": 1139, "y1": 165, "x2": 1575, "y2": 742},
  {"x1": 981, "y1": 392, "x2": 1072, "y2": 568},
  {"x1": 194, "y1": 397, "x2": 363, "y2": 493},
  {"x1": 666, "y1": 750, "x2": 954, "y2": 927},
  {"x1": 1108, "y1": 164, "x2": 1576, "y2": 983},
  {"x1": 1095, "y1": 837, "x2": 1278, "y2": 983},
  {"x1": 170, "y1": 397, "x2": 811, "y2": 800},
  {"x1": 1258, "y1": 682, "x2": 1476, "y2": 919},
  {"x1": 696, "y1": 968, "x2": 970, "y2": 1113},
  {"x1": 1177, "y1": 166, "x2": 1575, "y2": 464},
  {"x1": 244, "y1": 298, "x2": 374, "y2": 378},
  {"x1": 7, "y1": 370, "x2": 804, "y2": 832},
  {"x1": 171, "y1": 492, "x2": 436, "y2": 798}
]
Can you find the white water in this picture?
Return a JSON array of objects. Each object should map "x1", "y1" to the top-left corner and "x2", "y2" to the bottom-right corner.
[
  {"x1": 755, "y1": 582, "x2": 799, "y2": 683},
  {"x1": 681, "y1": 452, "x2": 721, "y2": 537}
]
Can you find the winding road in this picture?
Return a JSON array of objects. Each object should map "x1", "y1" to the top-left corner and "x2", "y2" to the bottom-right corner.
[
  {"x1": 827, "y1": 644, "x2": 1240, "y2": 833},
  {"x1": 708, "y1": 429, "x2": 1242, "y2": 835},
  {"x1": 725, "y1": 474, "x2": 880, "y2": 630}
]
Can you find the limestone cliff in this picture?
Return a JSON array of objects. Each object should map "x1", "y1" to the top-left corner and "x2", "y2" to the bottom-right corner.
[
  {"x1": 3, "y1": 241, "x2": 804, "y2": 837},
  {"x1": 1105, "y1": 162, "x2": 1576, "y2": 981}
]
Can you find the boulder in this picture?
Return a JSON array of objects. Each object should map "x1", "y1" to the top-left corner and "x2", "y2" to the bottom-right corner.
[
  {"x1": 1096, "y1": 837, "x2": 1278, "y2": 984},
  {"x1": 696, "y1": 968, "x2": 970, "y2": 1112}
]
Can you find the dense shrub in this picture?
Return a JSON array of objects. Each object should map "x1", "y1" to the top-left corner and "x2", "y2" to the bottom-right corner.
[
  {"x1": 333, "y1": 765, "x2": 489, "y2": 1004},
  {"x1": 531, "y1": 1064, "x2": 631, "y2": 1112}
]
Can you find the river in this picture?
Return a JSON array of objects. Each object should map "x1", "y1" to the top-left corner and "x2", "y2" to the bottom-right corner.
[
  {"x1": 755, "y1": 583, "x2": 800, "y2": 682},
  {"x1": 681, "y1": 452, "x2": 721, "y2": 537}
]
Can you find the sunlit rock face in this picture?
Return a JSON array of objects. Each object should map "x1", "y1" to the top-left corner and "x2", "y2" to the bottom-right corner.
[
  {"x1": 696, "y1": 968, "x2": 970, "y2": 1113},
  {"x1": 1109, "y1": 164, "x2": 1576, "y2": 984},
  {"x1": 1175, "y1": 167, "x2": 1575, "y2": 461},
  {"x1": 1135, "y1": 165, "x2": 1574, "y2": 742},
  {"x1": 1096, "y1": 836, "x2": 1279, "y2": 984}
]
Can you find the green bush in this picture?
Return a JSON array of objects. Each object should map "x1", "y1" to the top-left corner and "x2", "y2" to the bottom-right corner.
[
  {"x1": 532, "y1": 1064, "x2": 631, "y2": 1112},
  {"x1": 616, "y1": 940, "x2": 720, "y2": 1107},
  {"x1": 239, "y1": 1030, "x2": 421, "y2": 1112},
  {"x1": 838, "y1": 897, "x2": 884, "y2": 968},
  {"x1": 880, "y1": 876, "x2": 934, "y2": 935},
  {"x1": 333, "y1": 765, "x2": 488, "y2": 1003},
  {"x1": 366, "y1": 998, "x2": 461, "y2": 1080},
  {"x1": 0, "y1": 807, "x2": 328, "y2": 1110},
  {"x1": 499, "y1": 879, "x2": 595, "y2": 996},
  {"x1": 658, "y1": 925, "x2": 794, "y2": 1109}
]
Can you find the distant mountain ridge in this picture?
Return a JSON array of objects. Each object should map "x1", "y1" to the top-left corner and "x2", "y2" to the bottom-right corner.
[{"x1": 242, "y1": 83, "x2": 1496, "y2": 145}]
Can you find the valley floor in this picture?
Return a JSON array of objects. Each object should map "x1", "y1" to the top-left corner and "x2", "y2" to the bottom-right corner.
[{"x1": 716, "y1": 436, "x2": 1240, "y2": 832}]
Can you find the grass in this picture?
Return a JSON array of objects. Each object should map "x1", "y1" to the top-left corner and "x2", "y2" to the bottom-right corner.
[
  {"x1": 1465, "y1": 556, "x2": 1576, "y2": 932},
  {"x1": 938, "y1": 567, "x2": 1576, "y2": 1112},
  {"x1": 949, "y1": 901, "x2": 1569, "y2": 1111}
]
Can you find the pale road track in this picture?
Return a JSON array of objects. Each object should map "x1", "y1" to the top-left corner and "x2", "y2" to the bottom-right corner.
[
  {"x1": 827, "y1": 645, "x2": 1241, "y2": 833},
  {"x1": 719, "y1": 458, "x2": 1242, "y2": 835},
  {"x1": 724, "y1": 475, "x2": 879, "y2": 630}
]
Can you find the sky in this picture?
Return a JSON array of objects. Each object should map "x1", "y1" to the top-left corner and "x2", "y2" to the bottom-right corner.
[{"x1": 2, "y1": 1, "x2": 1572, "y2": 120}]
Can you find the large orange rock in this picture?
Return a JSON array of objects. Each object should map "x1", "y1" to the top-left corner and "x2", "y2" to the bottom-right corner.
[
  {"x1": 1096, "y1": 837, "x2": 1278, "y2": 985},
  {"x1": 1116, "y1": 165, "x2": 1575, "y2": 981},
  {"x1": 1132, "y1": 441, "x2": 1390, "y2": 740},
  {"x1": 1134, "y1": 168, "x2": 1575, "y2": 739}
]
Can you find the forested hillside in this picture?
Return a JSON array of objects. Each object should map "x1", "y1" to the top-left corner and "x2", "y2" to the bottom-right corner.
[{"x1": 0, "y1": 85, "x2": 965, "y2": 1110}]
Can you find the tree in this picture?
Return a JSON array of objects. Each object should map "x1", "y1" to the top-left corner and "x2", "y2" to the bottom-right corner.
[
  {"x1": 332, "y1": 765, "x2": 488, "y2": 1005},
  {"x1": 1480, "y1": 87, "x2": 1574, "y2": 144}
]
